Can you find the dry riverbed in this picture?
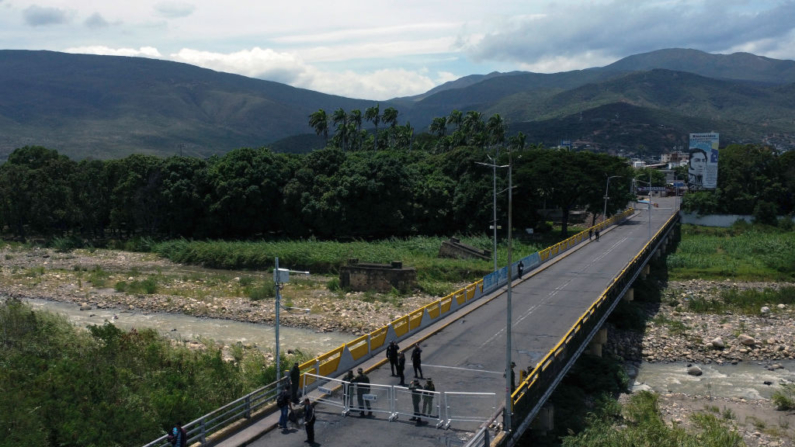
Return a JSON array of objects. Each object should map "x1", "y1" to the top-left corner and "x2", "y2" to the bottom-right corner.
[{"x1": 0, "y1": 245, "x2": 443, "y2": 336}]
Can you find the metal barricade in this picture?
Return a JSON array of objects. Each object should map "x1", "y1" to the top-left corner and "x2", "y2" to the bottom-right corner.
[
  {"x1": 302, "y1": 373, "x2": 349, "y2": 416},
  {"x1": 393, "y1": 386, "x2": 444, "y2": 428},
  {"x1": 351, "y1": 382, "x2": 395, "y2": 420},
  {"x1": 443, "y1": 392, "x2": 496, "y2": 429}
]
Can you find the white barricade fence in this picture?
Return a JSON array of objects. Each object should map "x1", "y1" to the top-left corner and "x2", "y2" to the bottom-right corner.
[
  {"x1": 302, "y1": 373, "x2": 350, "y2": 415},
  {"x1": 443, "y1": 392, "x2": 497, "y2": 430},
  {"x1": 393, "y1": 386, "x2": 444, "y2": 428},
  {"x1": 351, "y1": 382, "x2": 394, "y2": 420}
]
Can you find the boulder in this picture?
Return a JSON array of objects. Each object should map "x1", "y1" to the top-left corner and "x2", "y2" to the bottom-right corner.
[
  {"x1": 79, "y1": 303, "x2": 92, "y2": 311},
  {"x1": 738, "y1": 334, "x2": 756, "y2": 346},
  {"x1": 687, "y1": 365, "x2": 703, "y2": 376},
  {"x1": 760, "y1": 306, "x2": 771, "y2": 314},
  {"x1": 711, "y1": 337, "x2": 725, "y2": 349},
  {"x1": 777, "y1": 304, "x2": 787, "y2": 310}
]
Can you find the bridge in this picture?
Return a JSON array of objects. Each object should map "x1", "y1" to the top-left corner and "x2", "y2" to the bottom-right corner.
[{"x1": 145, "y1": 198, "x2": 679, "y2": 447}]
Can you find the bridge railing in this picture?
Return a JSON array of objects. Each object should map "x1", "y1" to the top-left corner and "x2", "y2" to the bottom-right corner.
[
  {"x1": 508, "y1": 209, "x2": 679, "y2": 434},
  {"x1": 142, "y1": 377, "x2": 287, "y2": 447}
]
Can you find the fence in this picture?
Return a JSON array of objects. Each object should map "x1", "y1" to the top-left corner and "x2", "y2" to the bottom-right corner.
[
  {"x1": 443, "y1": 392, "x2": 498, "y2": 430},
  {"x1": 302, "y1": 373, "x2": 349, "y2": 415},
  {"x1": 142, "y1": 377, "x2": 287, "y2": 447},
  {"x1": 393, "y1": 386, "x2": 444, "y2": 428}
]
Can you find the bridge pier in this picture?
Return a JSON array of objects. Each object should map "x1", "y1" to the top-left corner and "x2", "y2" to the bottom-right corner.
[
  {"x1": 530, "y1": 404, "x2": 555, "y2": 436},
  {"x1": 623, "y1": 288, "x2": 634, "y2": 302},
  {"x1": 640, "y1": 264, "x2": 650, "y2": 279},
  {"x1": 588, "y1": 327, "x2": 608, "y2": 357}
]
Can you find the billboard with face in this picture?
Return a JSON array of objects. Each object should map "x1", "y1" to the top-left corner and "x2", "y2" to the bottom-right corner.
[{"x1": 688, "y1": 133, "x2": 719, "y2": 190}]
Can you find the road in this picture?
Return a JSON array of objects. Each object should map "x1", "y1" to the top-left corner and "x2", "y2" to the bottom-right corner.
[{"x1": 248, "y1": 199, "x2": 677, "y2": 447}]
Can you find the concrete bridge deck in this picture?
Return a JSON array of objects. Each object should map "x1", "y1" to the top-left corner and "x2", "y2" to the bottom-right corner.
[{"x1": 239, "y1": 200, "x2": 677, "y2": 447}]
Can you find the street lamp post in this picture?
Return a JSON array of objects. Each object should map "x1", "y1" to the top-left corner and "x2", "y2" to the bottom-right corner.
[
  {"x1": 602, "y1": 175, "x2": 623, "y2": 222},
  {"x1": 273, "y1": 257, "x2": 310, "y2": 392},
  {"x1": 476, "y1": 157, "x2": 507, "y2": 273},
  {"x1": 504, "y1": 147, "x2": 514, "y2": 433}
]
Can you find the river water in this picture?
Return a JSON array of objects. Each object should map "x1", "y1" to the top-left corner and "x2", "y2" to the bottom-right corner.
[
  {"x1": 11, "y1": 297, "x2": 352, "y2": 355},
  {"x1": 633, "y1": 360, "x2": 795, "y2": 400}
]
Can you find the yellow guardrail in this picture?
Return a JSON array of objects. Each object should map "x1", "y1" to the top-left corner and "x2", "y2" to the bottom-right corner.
[
  {"x1": 294, "y1": 207, "x2": 637, "y2": 392},
  {"x1": 511, "y1": 209, "x2": 675, "y2": 408}
]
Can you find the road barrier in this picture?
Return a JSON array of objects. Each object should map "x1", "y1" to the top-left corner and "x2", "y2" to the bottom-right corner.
[
  {"x1": 393, "y1": 386, "x2": 444, "y2": 427},
  {"x1": 443, "y1": 392, "x2": 498, "y2": 429},
  {"x1": 302, "y1": 373, "x2": 349, "y2": 415}
]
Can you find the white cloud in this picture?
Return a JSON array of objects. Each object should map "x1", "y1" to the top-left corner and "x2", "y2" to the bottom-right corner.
[
  {"x1": 65, "y1": 46, "x2": 163, "y2": 58},
  {"x1": 170, "y1": 47, "x2": 307, "y2": 83},
  {"x1": 84, "y1": 12, "x2": 109, "y2": 29},
  {"x1": 154, "y1": 1, "x2": 196, "y2": 19},
  {"x1": 23, "y1": 5, "x2": 71, "y2": 27}
]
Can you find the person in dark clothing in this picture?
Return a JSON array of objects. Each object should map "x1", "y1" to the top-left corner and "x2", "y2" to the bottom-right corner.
[
  {"x1": 422, "y1": 378, "x2": 435, "y2": 417},
  {"x1": 589, "y1": 229, "x2": 593, "y2": 240},
  {"x1": 303, "y1": 398, "x2": 315, "y2": 444},
  {"x1": 504, "y1": 362, "x2": 516, "y2": 393},
  {"x1": 290, "y1": 362, "x2": 301, "y2": 403},
  {"x1": 517, "y1": 261, "x2": 524, "y2": 279},
  {"x1": 408, "y1": 379, "x2": 423, "y2": 424},
  {"x1": 168, "y1": 421, "x2": 187, "y2": 447},
  {"x1": 277, "y1": 387, "x2": 292, "y2": 429},
  {"x1": 595, "y1": 229, "x2": 600, "y2": 241},
  {"x1": 352, "y1": 367, "x2": 372, "y2": 417},
  {"x1": 397, "y1": 352, "x2": 406, "y2": 386},
  {"x1": 386, "y1": 341, "x2": 400, "y2": 376},
  {"x1": 343, "y1": 369, "x2": 355, "y2": 409},
  {"x1": 411, "y1": 343, "x2": 423, "y2": 378}
]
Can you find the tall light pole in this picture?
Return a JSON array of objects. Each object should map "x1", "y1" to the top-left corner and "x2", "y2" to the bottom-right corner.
[
  {"x1": 635, "y1": 177, "x2": 653, "y2": 240},
  {"x1": 603, "y1": 175, "x2": 623, "y2": 222},
  {"x1": 476, "y1": 157, "x2": 508, "y2": 273},
  {"x1": 504, "y1": 147, "x2": 514, "y2": 433},
  {"x1": 273, "y1": 257, "x2": 310, "y2": 392}
]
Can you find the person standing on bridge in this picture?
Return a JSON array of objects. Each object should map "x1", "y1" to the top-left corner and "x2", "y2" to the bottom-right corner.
[
  {"x1": 411, "y1": 343, "x2": 423, "y2": 378},
  {"x1": 302, "y1": 398, "x2": 316, "y2": 444},
  {"x1": 595, "y1": 229, "x2": 600, "y2": 241},
  {"x1": 290, "y1": 362, "x2": 301, "y2": 403},
  {"x1": 422, "y1": 378, "x2": 435, "y2": 418},
  {"x1": 589, "y1": 229, "x2": 593, "y2": 240},
  {"x1": 504, "y1": 362, "x2": 516, "y2": 393},
  {"x1": 343, "y1": 370, "x2": 355, "y2": 409},
  {"x1": 397, "y1": 352, "x2": 406, "y2": 386},
  {"x1": 352, "y1": 367, "x2": 372, "y2": 417},
  {"x1": 277, "y1": 386, "x2": 292, "y2": 430},
  {"x1": 408, "y1": 378, "x2": 423, "y2": 424},
  {"x1": 517, "y1": 261, "x2": 524, "y2": 279},
  {"x1": 167, "y1": 421, "x2": 187, "y2": 447},
  {"x1": 386, "y1": 341, "x2": 400, "y2": 376}
]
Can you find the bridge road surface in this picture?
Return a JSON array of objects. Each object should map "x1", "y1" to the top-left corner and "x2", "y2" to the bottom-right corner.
[{"x1": 248, "y1": 199, "x2": 676, "y2": 447}]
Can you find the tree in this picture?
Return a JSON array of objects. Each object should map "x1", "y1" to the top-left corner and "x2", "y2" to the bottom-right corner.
[
  {"x1": 447, "y1": 110, "x2": 463, "y2": 132},
  {"x1": 509, "y1": 132, "x2": 526, "y2": 151},
  {"x1": 308, "y1": 109, "x2": 329, "y2": 146},
  {"x1": 429, "y1": 117, "x2": 447, "y2": 138},
  {"x1": 332, "y1": 108, "x2": 349, "y2": 151},
  {"x1": 382, "y1": 107, "x2": 399, "y2": 148},
  {"x1": 486, "y1": 114, "x2": 506, "y2": 147},
  {"x1": 349, "y1": 109, "x2": 363, "y2": 151},
  {"x1": 364, "y1": 104, "x2": 381, "y2": 151}
]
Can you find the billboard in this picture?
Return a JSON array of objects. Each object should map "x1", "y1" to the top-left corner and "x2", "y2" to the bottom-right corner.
[{"x1": 688, "y1": 133, "x2": 719, "y2": 190}]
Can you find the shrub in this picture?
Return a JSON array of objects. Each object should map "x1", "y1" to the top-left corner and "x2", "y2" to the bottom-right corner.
[
  {"x1": 326, "y1": 277, "x2": 341, "y2": 291},
  {"x1": 51, "y1": 235, "x2": 84, "y2": 252},
  {"x1": 773, "y1": 383, "x2": 795, "y2": 410},
  {"x1": 247, "y1": 283, "x2": 275, "y2": 301}
]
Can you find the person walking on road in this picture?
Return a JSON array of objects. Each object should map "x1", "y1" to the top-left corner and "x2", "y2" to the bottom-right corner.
[
  {"x1": 517, "y1": 261, "x2": 524, "y2": 279},
  {"x1": 302, "y1": 398, "x2": 316, "y2": 444},
  {"x1": 290, "y1": 362, "x2": 301, "y2": 403},
  {"x1": 386, "y1": 341, "x2": 400, "y2": 376},
  {"x1": 397, "y1": 352, "x2": 406, "y2": 386},
  {"x1": 422, "y1": 378, "x2": 435, "y2": 417},
  {"x1": 352, "y1": 367, "x2": 372, "y2": 417},
  {"x1": 411, "y1": 343, "x2": 423, "y2": 378},
  {"x1": 408, "y1": 379, "x2": 423, "y2": 424},
  {"x1": 595, "y1": 229, "x2": 600, "y2": 241},
  {"x1": 343, "y1": 370, "x2": 355, "y2": 409},
  {"x1": 589, "y1": 229, "x2": 593, "y2": 240},
  {"x1": 277, "y1": 387, "x2": 292, "y2": 430}
]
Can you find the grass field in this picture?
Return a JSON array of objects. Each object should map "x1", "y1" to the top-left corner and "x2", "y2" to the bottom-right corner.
[{"x1": 667, "y1": 224, "x2": 795, "y2": 281}]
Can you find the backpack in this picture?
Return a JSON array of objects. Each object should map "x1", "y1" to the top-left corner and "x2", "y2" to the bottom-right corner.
[{"x1": 277, "y1": 391, "x2": 289, "y2": 408}]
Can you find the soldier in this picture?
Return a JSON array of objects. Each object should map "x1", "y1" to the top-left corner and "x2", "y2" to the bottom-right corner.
[
  {"x1": 504, "y1": 362, "x2": 516, "y2": 393},
  {"x1": 342, "y1": 370, "x2": 355, "y2": 409},
  {"x1": 290, "y1": 362, "x2": 301, "y2": 403},
  {"x1": 422, "y1": 378, "x2": 435, "y2": 418},
  {"x1": 397, "y1": 352, "x2": 406, "y2": 386},
  {"x1": 352, "y1": 367, "x2": 372, "y2": 417},
  {"x1": 411, "y1": 343, "x2": 423, "y2": 378},
  {"x1": 386, "y1": 341, "x2": 400, "y2": 376},
  {"x1": 408, "y1": 378, "x2": 422, "y2": 424}
]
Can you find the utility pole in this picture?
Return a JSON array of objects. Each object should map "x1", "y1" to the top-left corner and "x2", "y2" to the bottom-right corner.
[
  {"x1": 273, "y1": 258, "x2": 310, "y2": 392},
  {"x1": 504, "y1": 147, "x2": 513, "y2": 433},
  {"x1": 603, "y1": 175, "x2": 623, "y2": 222}
]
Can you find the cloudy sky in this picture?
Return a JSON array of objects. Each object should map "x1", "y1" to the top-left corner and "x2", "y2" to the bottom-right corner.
[{"x1": 1, "y1": 0, "x2": 794, "y2": 99}]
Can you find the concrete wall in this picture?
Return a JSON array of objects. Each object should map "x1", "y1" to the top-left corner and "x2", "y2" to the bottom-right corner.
[
  {"x1": 339, "y1": 261, "x2": 417, "y2": 293},
  {"x1": 679, "y1": 212, "x2": 795, "y2": 227}
]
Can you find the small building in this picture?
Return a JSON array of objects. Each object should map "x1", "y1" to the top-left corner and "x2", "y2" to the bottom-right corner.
[{"x1": 339, "y1": 259, "x2": 417, "y2": 293}]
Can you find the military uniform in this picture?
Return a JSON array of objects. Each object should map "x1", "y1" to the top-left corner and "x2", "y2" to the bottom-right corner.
[
  {"x1": 352, "y1": 368, "x2": 372, "y2": 417},
  {"x1": 343, "y1": 370, "x2": 355, "y2": 409},
  {"x1": 408, "y1": 379, "x2": 422, "y2": 423},
  {"x1": 422, "y1": 378, "x2": 435, "y2": 417}
]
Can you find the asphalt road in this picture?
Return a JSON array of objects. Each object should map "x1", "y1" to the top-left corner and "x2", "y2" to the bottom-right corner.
[{"x1": 249, "y1": 199, "x2": 677, "y2": 447}]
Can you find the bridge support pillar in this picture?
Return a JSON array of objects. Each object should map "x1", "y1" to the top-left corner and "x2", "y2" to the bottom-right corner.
[
  {"x1": 641, "y1": 264, "x2": 650, "y2": 279},
  {"x1": 588, "y1": 328, "x2": 608, "y2": 357},
  {"x1": 623, "y1": 288, "x2": 634, "y2": 302},
  {"x1": 531, "y1": 404, "x2": 554, "y2": 435},
  {"x1": 653, "y1": 249, "x2": 661, "y2": 260}
]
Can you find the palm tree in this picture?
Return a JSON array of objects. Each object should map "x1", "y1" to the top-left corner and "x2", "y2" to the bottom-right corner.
[
  {"x1": 510, "y1": 132, "x2": 526, "y2": 151},
  {"x1": 364, "y1": 105, "x2": 381, "y2": 151},
  {"x1": 429, "y1": 117, "x2": 447, "y2": 138},
  {"x1": 308, "y1": 109, "x2": 329, "y2": 146},
  {"x1": 462, "y1": 111, "x2": 484, "y2": 143},
  {"x1": 382, "y1": 107, "x2": 399, "y2": 148},
  {"x1": 332, "y1": 108, "x2": 348, "y2": 151},
  {"x1": 350, "y1": 109, "x2": 362, "y2": 151},
  {"x1": 447, "y1": 110, "x2": 463, "y2": 132},
  {"x1": 486, "y1": 114, "x2": 506, "y2": 147}
]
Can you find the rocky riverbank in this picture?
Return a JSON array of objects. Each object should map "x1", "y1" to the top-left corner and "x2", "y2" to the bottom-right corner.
[{"x1": 0, "y1": 245, "x2": 441, "y2": 336}]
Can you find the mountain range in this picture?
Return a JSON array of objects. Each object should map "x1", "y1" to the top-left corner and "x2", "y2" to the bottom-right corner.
[{"x1": 1, "y1": 48, "x2": 794, "y2": 160}]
